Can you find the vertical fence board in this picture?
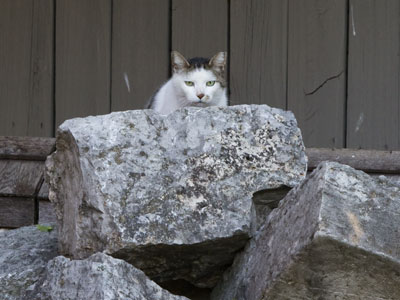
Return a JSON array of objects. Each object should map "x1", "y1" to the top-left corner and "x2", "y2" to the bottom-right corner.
[
  {"x1": 0, "y1": 1, "x2": 32, "y2": 136},
  {"x1": 230, "y1": 0, "x2": 287, "y2": 108},
  {"x1": 287, "y1": 0, "x2": 347, "y2": 148},
  {"x1": 56, "y1": 0, "x2": 111, "y2": 127},
  {"x1": 112, "y1": 0, "x2": 169, "y2": 111},
  {"x1": 172, "y1": 0, "x2": 228, "y2": 60},
  {"x1": 29, "y1": 0, "x2": 54, "y2": 136},
  {"x1": 0, "y1": 0, "x2": 53, "y2": 137},
  {"x1": 347, "y1": 0, "x2": 400, "y2": 150}
]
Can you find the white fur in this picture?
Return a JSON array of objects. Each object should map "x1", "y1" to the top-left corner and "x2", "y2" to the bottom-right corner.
[{"x1": 151, "y1": 68, "x2": 228, "y2": 115}]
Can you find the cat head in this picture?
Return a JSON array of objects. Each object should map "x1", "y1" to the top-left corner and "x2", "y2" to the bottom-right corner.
[{"x1": 171, "y1": 51, "x2": 227, "y2": 104}]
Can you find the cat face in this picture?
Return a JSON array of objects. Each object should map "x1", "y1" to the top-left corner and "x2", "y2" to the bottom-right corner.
[{"x1": 171, "y1": 51, "x2": 227, "y2": 105}]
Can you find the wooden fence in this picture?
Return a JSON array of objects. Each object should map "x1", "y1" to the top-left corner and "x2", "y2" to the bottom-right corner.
[
  {"x1": 0, "y1": 137, "x2": 56, "y2": 228},
  {"x1": 0, "y1": 0, "x2": 399, "y2": 150}
]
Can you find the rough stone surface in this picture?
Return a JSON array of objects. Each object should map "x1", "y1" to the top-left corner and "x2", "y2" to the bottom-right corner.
[
  {"x1": 27, "y1": 252, "x2": 189, "y2": 300},
  {"x1": 211, "y1": 162, "x2": 400, "y2": 300},
  {"x1": 46, "y1": 105, "x2": 307, "y2": 287},
  {"x1": 0, "y1": 225, "x2": 58, "y2": 300}
]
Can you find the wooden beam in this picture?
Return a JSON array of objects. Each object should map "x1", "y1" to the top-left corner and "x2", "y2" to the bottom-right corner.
[
  {"x1": 0, "y1": 160, "x2": 45, "y2": 197},
  {"x1": 0, "y1": 136, "x2": 55, "y2": 160},
  {"x1": 38, "y1": 181, "x2": 50, "y2": 200},
  {"x1": 306, "y1": 148, "x2": 400, "y2": 174},
  {"x1": 0, "y1": 197, "x2": 35, "y2": 228}
]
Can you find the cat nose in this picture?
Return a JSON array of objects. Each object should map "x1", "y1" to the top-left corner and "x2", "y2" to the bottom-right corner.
[{"x1": 197, "y1": 93, "x2": 205, "y2": 100}]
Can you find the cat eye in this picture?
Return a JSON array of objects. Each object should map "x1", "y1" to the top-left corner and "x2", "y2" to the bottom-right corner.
[
  {"x1": 206, "y1": 81, "x2": 216, "y2": 86},
  {"x1": 185, "y1": 81, "x2": 194, "y2": 86}
]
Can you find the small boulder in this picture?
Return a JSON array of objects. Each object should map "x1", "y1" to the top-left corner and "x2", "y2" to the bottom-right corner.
[{"x1": 28, "y1": 252, "x2": 189, "y2": 300}]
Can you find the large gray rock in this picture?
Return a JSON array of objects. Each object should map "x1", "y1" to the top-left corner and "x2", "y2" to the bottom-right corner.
[
  {"x1": 46, "y1": 105, "x2": 307, "y2": 287},
  {"x1": 212, "y1": 162, "x2": 400, "y2": 300},
  {"x1": 28, "y1": 252, "x2": 189, "y2": 300},
  {"x1": 0, "y1": 225, "x2": 58, "y2": 300}
]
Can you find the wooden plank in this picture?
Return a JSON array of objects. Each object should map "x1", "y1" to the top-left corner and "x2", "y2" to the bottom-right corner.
[
  {"x1": 39, "y1": 200, "x2": 57, "y2": 225},
  {"x1": 230, "y1": 0, "x2": 287, "y2": 108},
  {"x1": 28, "y1": 0, "x2": 54, "y2": 137},
  {"x1": 0, "y1": 1, "x2": 34, "y2": 136},
  {"x1": 0, "y1": 137, "x2": 55, "y2": 160},
  {"x1": 172, "y1": 0, "x2": 228, "y2": 59},
  {"x1": 0, "y1": 0, "x2": 54, "y2": 137},
  {"x1": 0, "y1": 160, "x2": 44, "y2": 197},
  {"x1": 56, "y1": 0, "x2": 111, "y2": 127},
  {"x1": 111, "y1": 0, "x2": 169, "y2": 111},
  {"x1": 287, "y1": 0, "x2": 347, "y2": 148},
  {"x1": 0, "y1": 197, "x2": 35, "y2": 228},
  {"x1": 347, "y1": 0, "x2": 400, "y2": 150},
  {"x1": 306, "y1": 148, "x2": 400, "y2": 174},
  {"x1": 38, "y1": 180, "x2": 50, "y2": 200}
]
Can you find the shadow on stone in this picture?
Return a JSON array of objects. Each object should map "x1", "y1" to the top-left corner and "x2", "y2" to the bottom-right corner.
[
  {"x1": 252, "y1": 185, "x2": 292, "y2": 229},
  {"x1": 112, "y1": 234, "x2": 249, "y2": 289},
  {"x1": 158, "y1": 279, "x2": 211, "y2": 300}
]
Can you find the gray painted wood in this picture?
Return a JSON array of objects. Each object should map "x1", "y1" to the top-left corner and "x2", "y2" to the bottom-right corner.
[
  {"x1": 230, "y1": 0, "x2": 287, "y2": 108},
  {"x1": 172, "y1": 0, "x2": 228, "y2": 60},
  {"x1": 0, "y1": 0, "x2": 53, "y2": 137},
  {"x1": 56, "y1": 0, "x2": 111, "y2": 127},
  {"x1": 0, "y1": 160, "x2": 44, "y2": 197},
  {"x1": 111, "y1": 0, "x2": 169, "y2": 111},
  {"x1": 347, "y1": 0, "x2": 400, "y2": 150},
  {"x1": 287, "y1": 0, "x2": 347, "y2": 148},
  {"x1": 306, "y1": 148, "x2": 400, "y2": 174},
  {"x1": 38, "y1": 181, "x2": 50, "y2": 200},
  {"x1": 1, "y1": 0, "x2": 400, "y2": 151},
  {"x1": 0, "y1": 137, "x2": 55, "y2": 160},
  {"x1": 39, "y1": 200, "x2": 57, "y2": 224},
  {"x1": 29, "y1": 0, "x2": 54, "y2": 136},
  {"x1": 0, "y1": 197, "x2": 35, "y2": 228}
]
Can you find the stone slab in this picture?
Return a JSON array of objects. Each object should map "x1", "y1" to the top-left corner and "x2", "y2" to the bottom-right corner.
[
  {"x1": 212, "y1": 162, "x2": 400, "y2": 299},
  {"x1": 46, "y1": 105, "x2": 307, "y2": 287}
]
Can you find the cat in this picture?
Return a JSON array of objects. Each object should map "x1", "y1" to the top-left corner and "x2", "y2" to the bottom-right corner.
[{"x1": 146, "y1": 51, "x2": 228, "y2": 115}]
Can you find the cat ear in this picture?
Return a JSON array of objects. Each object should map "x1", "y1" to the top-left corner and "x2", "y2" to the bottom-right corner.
[
  {"x1": 171, "y1": 51, "x2": 189, "y2": 73},
  {"x1": 209, "y1": 52, "x2": 227, "y2": 72}
]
